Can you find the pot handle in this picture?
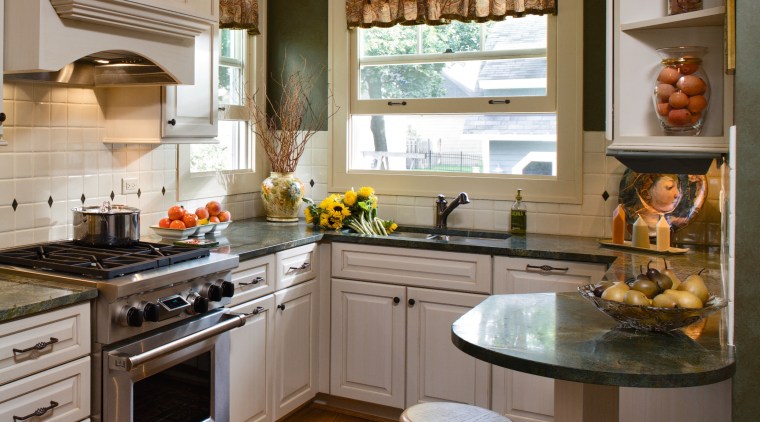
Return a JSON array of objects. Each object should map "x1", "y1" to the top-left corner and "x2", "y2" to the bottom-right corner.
[{"x1": 100, "y1": 201, "x2": 112, "y2": 213}]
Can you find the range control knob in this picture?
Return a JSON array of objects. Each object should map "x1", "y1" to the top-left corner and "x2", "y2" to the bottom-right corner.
[
  {"x1": 143, "y1": 302, "x2": 160, "y2": 322},
  {"x1": 221, "y1": 281, "x2": 235, "y2": 298},
  {"x1": 190, "y1": 295, "x2": 210, "y2": 314},
  {"x1": 207, "y1": 284, "x2": 223, "y2": 302},
  {"x1": 118, "y1": 306, "x2": 144, "y2": 327}
]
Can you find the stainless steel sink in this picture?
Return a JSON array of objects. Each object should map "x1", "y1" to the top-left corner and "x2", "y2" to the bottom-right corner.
[{"x1": 388, "y1": 228, "x2": 510, "y2": 244}]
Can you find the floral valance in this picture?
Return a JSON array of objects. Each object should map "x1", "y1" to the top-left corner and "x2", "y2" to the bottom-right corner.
[
  {"x1": 220, "y1": 0, "x2": 259, "y2": 35},
  {"x1": 346, "y1": 0, "x2": 557, "y2": 29}
]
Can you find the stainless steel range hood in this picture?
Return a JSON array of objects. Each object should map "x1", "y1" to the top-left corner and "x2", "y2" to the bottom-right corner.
[{"x1": 4, "y1": 51, "x2": 179, "y2": 87}]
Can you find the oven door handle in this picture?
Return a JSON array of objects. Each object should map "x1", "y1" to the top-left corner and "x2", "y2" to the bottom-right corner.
[{"x1": 108, "y1": 310, "x2": 259, "y2": 372}]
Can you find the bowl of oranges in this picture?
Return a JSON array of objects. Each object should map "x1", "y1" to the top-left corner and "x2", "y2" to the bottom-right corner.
[{"x1": 151, "y1": 201, "x2": 232, "y2": 240}]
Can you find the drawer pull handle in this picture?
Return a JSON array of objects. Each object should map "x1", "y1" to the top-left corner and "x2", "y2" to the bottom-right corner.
[
  {"x1": 13, "y1": 337, "x2": 58, "y2": 355},
  {"x1": 13, "y1": 400, "x2": 59, "y2": 421},
  {"x1": 288, "y1": 263, "x2": 311, "y2": 271},
  {"x1": 526, "y1": 264, "x2": 569, "y2": 273},
  {"x1": 240, "y1": 276, "x2": 265, "y2": 286}
]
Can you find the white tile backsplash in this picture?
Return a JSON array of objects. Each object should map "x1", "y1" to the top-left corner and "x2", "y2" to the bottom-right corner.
[{"x1": 0, "y1": 81, "x2": 721, "y2": 246}]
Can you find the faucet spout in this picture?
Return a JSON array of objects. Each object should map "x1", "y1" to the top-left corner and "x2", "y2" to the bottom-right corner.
[{"x1": 435, "y1": 192, "x2": 470, "y2": 230}]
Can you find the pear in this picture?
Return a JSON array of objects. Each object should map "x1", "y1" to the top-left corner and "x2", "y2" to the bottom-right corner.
[
  {"x1": 646, "y1": 261, "x2": 672, "y2": 291},
  {"x1": 624, "y1": 290, "x2": 651, "y2": 306},
  {"x1": 663, "y1": 289, "x2": 703, "y2": 309},
  {"x1": 661, "y1": 258, "x2": 681, "y2": 289},
  {"x1": 601, "y1": 282, "x2": 630, "y2": 303},
  {"x1": 631, "y1": 278, "x2": 659, "y2": 299},
  {"x1": 677, "y1": 269, "x2": 709, "y2": 303},
  {"x1": 592, "y1": 281, "x2": 614, "y2": 297},
  {"x1": 651, "y1": 293, "x2": 678, "y2": 308}
]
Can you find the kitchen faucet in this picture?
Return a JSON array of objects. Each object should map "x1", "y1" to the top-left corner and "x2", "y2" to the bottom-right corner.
[{"x1": 435, "y1": 192, "x2": 470, "y2": 230}]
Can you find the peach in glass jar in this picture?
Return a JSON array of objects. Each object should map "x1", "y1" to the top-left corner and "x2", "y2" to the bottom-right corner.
[
  {"x1": 677, "y1": 75, "x2": 707, "y2": 96},
  {"x1": 658, "y1": 66, "x2": 681, "y2": 85},
  {"x1": 668, "y1": 92, "x2": 690, "y2": 109},
  {"x1": 667, "y1": 109, "x2": 693, "y2": 126}
]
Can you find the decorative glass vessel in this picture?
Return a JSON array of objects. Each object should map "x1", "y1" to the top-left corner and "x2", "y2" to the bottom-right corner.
[
  {"x1": 260, "y1": 172, "x2": 305, "y2": 222},
  {"x1": 652, "y1": 46, "x2": 710, "y2": 136},
  {"x1": 667, "y1": 0, "x2": 703, "y2": 15}
]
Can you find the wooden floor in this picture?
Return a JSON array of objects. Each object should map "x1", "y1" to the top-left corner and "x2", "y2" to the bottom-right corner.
[{"x1": 281, "y1": 403, "x2": 396, "y2": 422}]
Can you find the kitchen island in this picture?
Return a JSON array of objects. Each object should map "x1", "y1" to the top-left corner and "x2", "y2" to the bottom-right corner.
[{"x1": 452, "y1": 293, "x2": 735, "y2": 422}]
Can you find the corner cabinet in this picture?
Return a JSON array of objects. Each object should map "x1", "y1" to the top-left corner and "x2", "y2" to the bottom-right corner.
[
  {"x1": 605, "y1": 0, "x2": 732, "y2": 167},
  {"x1": 101, "y1": 12, "x2": 218, "y2": 144}
]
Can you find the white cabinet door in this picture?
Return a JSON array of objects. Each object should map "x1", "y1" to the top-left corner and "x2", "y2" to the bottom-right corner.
[
  {"x1": 273, "y1": 279, "x2": 318, "y2": 420},
  {"x1": 406, "y1": 287, "x2": 491, "y2": 408},
  {"x1": 492, "y1": 256, "x2": 607, "y2": 422},
  {"x1": 330, "y1": 279, "x2": 406, "y2": 408},
  {"x1": 162, "y1": 20, "x2": 218, "y2": 140},
  {"x1": 229, "y1": 294, "x2": 275, "y2": 422}
]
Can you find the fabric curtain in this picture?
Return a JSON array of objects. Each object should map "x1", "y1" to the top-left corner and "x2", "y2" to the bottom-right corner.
[
  {"x1": 220, "y1": 0, "x2": 260, "y2": 35},
  {"x1": 346, "y1": 0, "x2": 556, "y2": 29}
]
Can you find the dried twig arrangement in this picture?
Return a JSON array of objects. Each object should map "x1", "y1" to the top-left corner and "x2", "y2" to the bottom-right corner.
[{"x1": 246, "y1": 61, "x2": 336, "y2": 173}]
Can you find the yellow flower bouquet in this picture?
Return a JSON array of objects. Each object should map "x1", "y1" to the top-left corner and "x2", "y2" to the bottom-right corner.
[{"x1": 303, "y1": 187, "x2": 397, "y2": 235}]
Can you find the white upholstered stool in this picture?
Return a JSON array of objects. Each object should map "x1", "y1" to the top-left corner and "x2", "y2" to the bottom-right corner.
[{"x1": 400, "y1": 402, "x2": 512, "y2": 422}]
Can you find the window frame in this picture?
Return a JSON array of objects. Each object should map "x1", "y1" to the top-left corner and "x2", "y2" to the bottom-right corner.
[
  {"x1": 329, "y1": 0, "x2": 584, "y2": 204},
  {"x1": 177, "y1": 4, "x2": 267, "y2": 201}
]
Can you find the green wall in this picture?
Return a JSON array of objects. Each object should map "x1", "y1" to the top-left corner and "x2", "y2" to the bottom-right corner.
[
  {"x1": 266, "y1": 0, "x2": 329, "y2": 131},
  {"x1": 266, "y1": 1, "x2": 607, "y2": 132}
]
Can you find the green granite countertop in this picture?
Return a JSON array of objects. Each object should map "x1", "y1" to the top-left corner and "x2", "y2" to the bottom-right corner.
[
  {"x1": 0, "y1": 274, "x2": 97, "y2": 323},
  {"x1": 146, "y1": 218, "x2": 721, "y2": 297},
  {"x1": 452, "y1": 293, "x2": 735, "y2": 388}
]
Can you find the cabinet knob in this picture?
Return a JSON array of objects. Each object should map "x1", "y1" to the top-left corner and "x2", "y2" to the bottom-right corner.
[
  {"x1": 408, "y1": 298, "x2": 416, "y2": 307},
  {"x1": 0, "y1": 112, "x2": 6, "y2": 124},
  {"x1": 393, "y1": 297, "x2": 400, "y2": 304},
  {"x1": 277, "y1": 304, "x2": 286, "y2": 311},
  {"x1": 167, "y1": 118, "x2": 177, "y2": 126}
]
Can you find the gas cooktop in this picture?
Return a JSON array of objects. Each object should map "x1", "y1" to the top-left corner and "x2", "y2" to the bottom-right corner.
[{"x1": 0, "y1": 241, "x2": 210, "y2": 279}]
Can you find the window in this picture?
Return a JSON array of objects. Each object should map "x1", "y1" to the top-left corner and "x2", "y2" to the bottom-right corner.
[
  {"x1": 178, "y1": 23, "x2": 267, "y2": 200},
  {"x1": 330, "y1": 0, "x2": 583, "y2": 203}
]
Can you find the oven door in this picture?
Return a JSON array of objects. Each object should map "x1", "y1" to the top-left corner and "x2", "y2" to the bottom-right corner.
[{"x1": 102, "y1": 310, "x2": 253, "y2": 422}]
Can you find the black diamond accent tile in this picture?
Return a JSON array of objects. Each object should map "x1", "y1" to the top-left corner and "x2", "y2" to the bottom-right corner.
[
  {"x1": 11, "y1": 199, "x2": 18, "y2": 211},
  {"x1": 162, "y1": 186, "x2": 166, "y2": 196},
  {"x1": 137, "y1": 189, "x2": 142, "y2": 198},
  {"x1": 81, "y1": 194, "x2": 86, "y2": 204},
  {"x1": 48, "y1": 196, "x2": 53, "y2": 208},
  {"x1": 110, "y1": 191, "x2": 115, "y2": 201},
  {"x1": 310, "y1": 179, "x2": 315, "y2": 188},
  {"x1": 602, "y1": 191, "x2": 610, "y2": 201}
]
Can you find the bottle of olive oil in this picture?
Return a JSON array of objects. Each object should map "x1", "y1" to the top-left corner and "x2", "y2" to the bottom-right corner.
[{"x1": 510, "y1": 189, "x2": 527, "y2": 234}]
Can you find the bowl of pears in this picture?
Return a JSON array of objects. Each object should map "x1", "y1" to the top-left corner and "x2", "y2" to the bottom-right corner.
[{"x1": 579, "y1": 259, "x2": 727, "y2": 332}]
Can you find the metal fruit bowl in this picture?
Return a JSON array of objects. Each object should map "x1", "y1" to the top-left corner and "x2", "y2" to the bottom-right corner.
[{"x1": 578, "y1": 284, "x2": 727, "y2": 332}]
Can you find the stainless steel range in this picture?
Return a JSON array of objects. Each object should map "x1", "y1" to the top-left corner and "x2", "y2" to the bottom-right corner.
[{"x1": 0, "y1": 240, "x2": 247, "y2": 422}]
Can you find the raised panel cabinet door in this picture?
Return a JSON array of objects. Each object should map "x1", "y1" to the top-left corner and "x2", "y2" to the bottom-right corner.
[
  {"x1": 330, "y1": 279, "x2": 406, "y2": 408},
  {"x1": 273, "y1": 279, "x2": 318, "y2": 420},
  {"x1": 491, "y1": 256, "x2": 607, "y2": 421},
  {"x1": 162, "y1": 21, "x2": 218, "y2": 139},
  {"x1": 229, "y1": 294, "x2": 275, "y2": 422},
  {"x1": 406, "y1": 287, "x2": 491, "y2": 408}
]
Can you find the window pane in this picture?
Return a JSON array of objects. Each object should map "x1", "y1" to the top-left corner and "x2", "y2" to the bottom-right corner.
[
  {"x1": 484, "y1": 16, "x2": 546, "y2": 52},
  {"x1": 359, "y1": 58, "x2": 546, "y2": 99},
  {"x1": 421, "y1": 21, "x2": 481, "y2": 54},
  {"x1": 220, "y1": 29, "x2": 244, "y2": 60},
  {"x1": 360, "y1": 25, "x2": 419, "y2": 57},
  {"x1": 349, "y1": 114, "x2": 556, "y2": 175},
  {"x1": 190, "y1": 121, "x2": 250, "y2": 173},
  {"x1": 219, "y1": 65, "x2": 243, "y2": 105}
]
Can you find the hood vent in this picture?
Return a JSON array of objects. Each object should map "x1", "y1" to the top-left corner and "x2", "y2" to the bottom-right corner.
[{"x1": 4, "y1": 51, "x2": 177, "y2": 87}]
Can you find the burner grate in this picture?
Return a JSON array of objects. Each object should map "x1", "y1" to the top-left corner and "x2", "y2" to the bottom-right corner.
[{"x1": 0, "y1": 241, "x2": 210, "y2": 279}]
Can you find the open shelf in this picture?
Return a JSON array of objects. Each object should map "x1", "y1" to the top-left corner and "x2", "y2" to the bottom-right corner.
[{"x1": 621, "y1": 6, "x2": 726, "y2": 31}]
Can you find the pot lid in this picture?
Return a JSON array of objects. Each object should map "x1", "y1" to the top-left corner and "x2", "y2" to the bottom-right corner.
[{"x1": 72, "y1": 201, "x2": 140, "y2": 215}]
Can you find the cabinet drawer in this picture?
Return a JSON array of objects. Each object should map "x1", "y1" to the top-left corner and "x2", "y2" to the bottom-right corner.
[
  {"x1": 493, "y1": 256, "x2": 608, "y2": 295},
  {"x1": 275, "y1": 244, "x2": 318, "y2": 291},
  {"x1": 230, "y1": 255, "x2": 275, "y2": 306},
  {"x1": 0, "y1": 356, "x2": 91, "y2": 422},
  {"x1": 332, "y1": 244, "x2": 492, "y2": 294},
  {"x1": 0, "y1": 303, "x2": 90, "y2": 386}
]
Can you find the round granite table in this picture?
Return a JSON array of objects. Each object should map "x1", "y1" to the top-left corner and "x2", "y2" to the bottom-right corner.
[{"x1": 451, "y1": 292, "x2": 735, "y2": 422}]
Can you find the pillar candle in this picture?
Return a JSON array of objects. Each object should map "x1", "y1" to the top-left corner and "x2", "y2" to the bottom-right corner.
[
  {"x1": 631, "y1": 215, "x2": 649, "y2": 248},
  {"x1": 656, "y1": 215, "x2": 671, "y2": 251},
  {"x1": 612, "y1": 204, "x2": 626, "y2": 244}
]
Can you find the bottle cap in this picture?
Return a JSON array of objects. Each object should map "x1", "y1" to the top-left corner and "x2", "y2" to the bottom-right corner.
[{"x1": 516, "y1": 189, "x2": 523, "y2": 201}]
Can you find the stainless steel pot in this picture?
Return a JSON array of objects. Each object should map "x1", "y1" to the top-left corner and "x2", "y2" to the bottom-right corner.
[{"x1": 72, "y1": 201, "x2": 140, "y2": 246}]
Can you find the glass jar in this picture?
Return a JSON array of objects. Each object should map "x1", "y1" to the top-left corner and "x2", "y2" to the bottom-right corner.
[
  {"x1": 652, "y1": 46, "x2": 710, "y2": 136},
  {"x1": 667, "y1": 0, "x2": 703, "y2": 15}
]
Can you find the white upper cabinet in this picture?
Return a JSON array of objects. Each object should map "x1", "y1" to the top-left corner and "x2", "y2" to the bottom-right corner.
[{"x1": 606, "y1": 0, "x2": 732, "y2": 168}]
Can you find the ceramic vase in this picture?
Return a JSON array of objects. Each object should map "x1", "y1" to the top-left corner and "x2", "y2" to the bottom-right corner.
[{"x1": 261, "y1": 172, "x2": 305, "y2": 222}]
